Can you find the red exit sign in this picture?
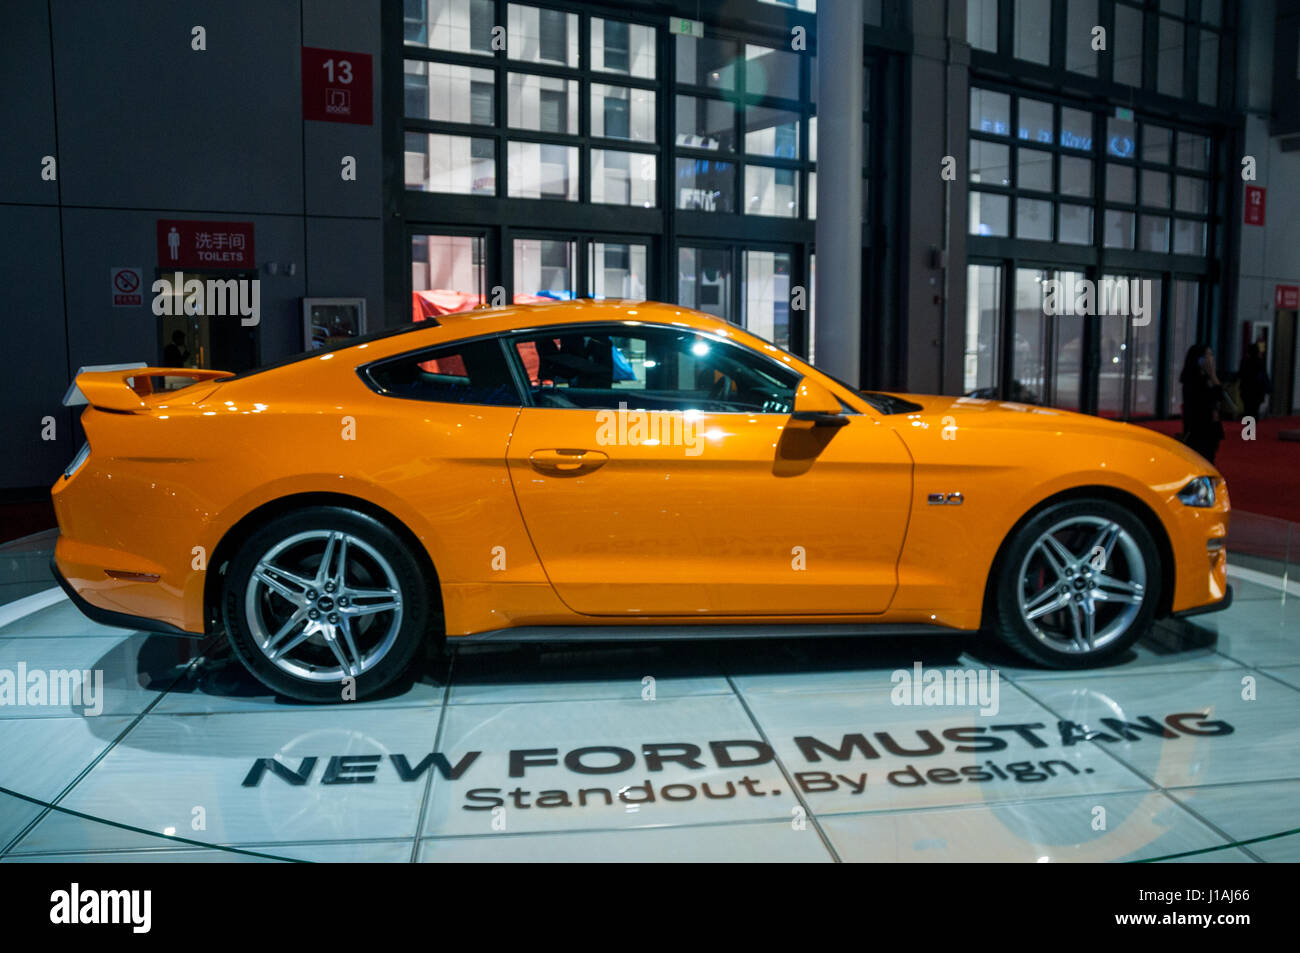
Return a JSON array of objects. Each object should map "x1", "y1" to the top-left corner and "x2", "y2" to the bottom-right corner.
[
  {"x1": 1244, "y1": 185, "x2": 1266, "y2": 226},
  {"x1": 1276, "y1": 284, "x2": 1299, "y2": 309}
]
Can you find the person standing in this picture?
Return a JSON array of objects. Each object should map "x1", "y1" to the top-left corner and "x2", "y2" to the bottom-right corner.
[
  {"x1": 1180, "y1": 343, "x2": 1225, "y2": 464},
  {"x1": 1238, "y1": 339, "x2": 1271, "y2": 421}
]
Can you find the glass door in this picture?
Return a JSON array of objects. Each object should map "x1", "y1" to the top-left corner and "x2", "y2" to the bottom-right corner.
[{"x1": 411, "y1": 232, "x2": 486, "y2": 318}]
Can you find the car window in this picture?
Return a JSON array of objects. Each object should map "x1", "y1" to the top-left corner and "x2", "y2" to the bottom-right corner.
[
  {"x1": 363, "y1": 338, "x2": 520, "y2": 406},
  {"x1": 508, "y1": 325, "x2": 799, "y2": 413}
]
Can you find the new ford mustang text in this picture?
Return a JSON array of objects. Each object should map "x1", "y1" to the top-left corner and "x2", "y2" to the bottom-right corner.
[{"x1": 51, "y1": 301, "x2": 1231, "y2": 701}]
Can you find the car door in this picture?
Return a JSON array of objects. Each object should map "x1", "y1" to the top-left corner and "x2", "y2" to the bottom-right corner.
[{"x1": 503, "y1": 322, "x2": 912, "y2": 616}]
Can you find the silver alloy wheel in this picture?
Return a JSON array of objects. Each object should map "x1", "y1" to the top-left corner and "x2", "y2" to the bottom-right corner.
[
  {"x1": 243, "y1": 530, "x2": 404, "y2": 682},
  {"x1": 1016, "y1": 515, "x2": 1147, "y2": 654}
]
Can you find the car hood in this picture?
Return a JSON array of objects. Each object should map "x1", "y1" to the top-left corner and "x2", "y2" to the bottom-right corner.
[{"x1": 873, "y1": 392, "x2": 1220, "y2": 476}]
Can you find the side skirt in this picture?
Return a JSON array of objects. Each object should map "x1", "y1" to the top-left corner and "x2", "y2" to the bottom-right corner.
[{"x1": 460, "y1": 622, "x2": 975, "y2": 643}]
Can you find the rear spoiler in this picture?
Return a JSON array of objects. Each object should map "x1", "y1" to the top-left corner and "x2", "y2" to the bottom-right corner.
[{"x1": 63, "y1": 367, "x2": 234, "y2": 412}]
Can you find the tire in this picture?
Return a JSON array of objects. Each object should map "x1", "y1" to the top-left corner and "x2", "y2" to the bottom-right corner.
[
  {"x1": 989, "y1": 498, "x2": 1161, "y2": 669},
  {"x1": 222, "y1": 506, "x2": 431, "y2": 702}
]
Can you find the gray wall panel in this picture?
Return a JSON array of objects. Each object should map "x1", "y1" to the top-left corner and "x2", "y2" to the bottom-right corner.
[
  {"x1": 0, "y1": 1, "x2": 59, "y2": 205},
  {"x1": 306, "y1": 215, "x2": 384, "y2": 324}
]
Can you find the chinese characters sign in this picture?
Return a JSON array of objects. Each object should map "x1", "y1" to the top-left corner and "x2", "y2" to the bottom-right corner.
[{"x1": 156, "y1": 220, "x2": 255, "y2": 269}]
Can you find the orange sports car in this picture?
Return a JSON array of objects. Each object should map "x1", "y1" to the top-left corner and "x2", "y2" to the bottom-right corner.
[{"x1": 51, "y1": 300, "x2": 1231, "y2": 700}]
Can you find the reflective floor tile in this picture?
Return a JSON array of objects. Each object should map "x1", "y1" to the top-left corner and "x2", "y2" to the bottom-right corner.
[
  {"x1": 1018, "y1": 669, "x2": 1300, "y2": 788},
  {"x1": 1262, "y1": 665, "x2": 1300, "y2": 690},
  {"x1": 1169, "y1": 780, "x2": 1300, "y2": 862},
  {"x1": 3, "y1": 840, "x2": 412, "y2": 863},
  {"x1": 418, "y1": 819, "x2": 832, "y2": 862},
  {"x1": 55, "y1": 707, "x2": 443, "y2": 844},
  {"x1": 0, "y1": 715, "x2": 133, "y2": 849},
  {"x1": 447, "y1": 643, "x2": 731, "y2": 705},
  {"x1": 152, "y1": 654, "x2": 447, "y2": 715},
  {"x1": 740, "y1": 681, "x2": 1151, "y2": 815},
  {"x1": 421, "y1": 695, "x2": 794, "y2": 836},
  {"x1": 821, "y1": 791, "x2": 1249, "y2": 862},
  {"x1": 0, "y1": 599, "x2": 132, "y2": 639},
  {"x1": 0, "y1": 634, "x2": 199, "y2": 719},
  {"x1": 964, "y1": 625, "x2": 1242, "y2": 681},
  {"x1": 725, "y1": 635, "x2": 971, "y2": 696}
]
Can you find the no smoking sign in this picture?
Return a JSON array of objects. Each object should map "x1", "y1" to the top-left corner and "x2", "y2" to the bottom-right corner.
[{"x1": 111, "y1": 266, "x2": 143, "y2": 307}]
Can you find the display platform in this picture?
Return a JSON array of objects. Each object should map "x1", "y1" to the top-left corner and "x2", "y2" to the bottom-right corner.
[{"x1": 0, "y1": 562, "x2": 1296, "y2": 863}]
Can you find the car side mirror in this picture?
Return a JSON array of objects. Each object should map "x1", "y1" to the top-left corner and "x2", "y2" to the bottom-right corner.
[{"x1": 789, "y1": 376, "x2": 848, "y2": 429}]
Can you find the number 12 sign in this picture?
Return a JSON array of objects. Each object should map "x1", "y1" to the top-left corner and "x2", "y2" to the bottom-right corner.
[{"x1": 302, "y1": 47, "x2": 373, "y2": 125}]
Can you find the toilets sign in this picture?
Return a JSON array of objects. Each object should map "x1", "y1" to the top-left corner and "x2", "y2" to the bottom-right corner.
[{"x1": 156, "y1": 220, "x2": 255, "y2": 269}]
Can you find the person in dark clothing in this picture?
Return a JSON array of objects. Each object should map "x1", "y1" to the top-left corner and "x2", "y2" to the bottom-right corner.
[
  {"x1": 163, "y1": 330, "x2": 190, "y2": 367},
  {"x1": 1180, "y1": 343, "x2": 1225, "y2": 464},
  {"x1": 1238, "y1": 339, "x2": 1271, "y2": 421}
]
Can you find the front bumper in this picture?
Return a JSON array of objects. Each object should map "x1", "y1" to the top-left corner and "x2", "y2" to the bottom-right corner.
[{"x1": 1170, "y1": 584, "x2": 1234, "y2": 619}]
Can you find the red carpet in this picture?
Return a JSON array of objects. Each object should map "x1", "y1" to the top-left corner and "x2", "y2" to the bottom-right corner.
[{"x1": 1137, "y1": 416, "x2": 1300, "y2": 525}]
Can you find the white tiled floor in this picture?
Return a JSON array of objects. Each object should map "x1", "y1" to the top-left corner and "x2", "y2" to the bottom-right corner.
[{"x1": 0, "y1": 570, "x2": 1296, "y2": 862}]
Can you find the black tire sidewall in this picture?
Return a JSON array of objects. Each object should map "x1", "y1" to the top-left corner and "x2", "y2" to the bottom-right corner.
[
  {"x1": 994, "y1": 498, "x2": 1161, "y2": 669},
  {"x1": 222, "y1": 506, "x2": 430, "y2": 702}
]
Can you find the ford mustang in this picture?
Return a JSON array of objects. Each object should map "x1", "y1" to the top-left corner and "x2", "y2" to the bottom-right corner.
[{"x1": 50, "y1": 300, "x2": 1231, "y2": 700}]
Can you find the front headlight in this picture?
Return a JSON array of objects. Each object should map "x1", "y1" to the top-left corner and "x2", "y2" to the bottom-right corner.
[
  {"x1": 1177, "y1": 476, "x2": 1216, "y2": 507},
  {"x1": 63, "y1": 442, "x2": 90, "y2": 480}
]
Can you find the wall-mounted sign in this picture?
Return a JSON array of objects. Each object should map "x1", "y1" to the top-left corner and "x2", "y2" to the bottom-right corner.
[
  {"x1": 302, "y1": 47, "x2": 373, "y2": 125},
  {"x1": 110, "y1": 267, "x2": 143, "y2": 307},
  {"x1": 156, "y1": 220, "x2": 255, "y2": 269},
  {"x1": 670, "y1": 17, "x2": 704, "y2": 38},
  {"x1": 1245, "y1": 185, "x2": 1266, "y2": 226},
  {"x1": 303, "y1": 297, "x2": 366, "y2": 350},
  {"x1": 1276, "y1": 284, "x2": 1299, "y2": 309}
]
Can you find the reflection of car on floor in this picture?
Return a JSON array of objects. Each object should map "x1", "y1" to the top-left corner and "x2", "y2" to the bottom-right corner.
[{"x1": 50, "y1": 300, "x2": 1232, "y2": 701}]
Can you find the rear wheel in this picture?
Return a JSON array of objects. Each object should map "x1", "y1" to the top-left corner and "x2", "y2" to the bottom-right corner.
[
  {"x1": 990, "y1": 498, "x2": 1160, "y2": 668},
  {"x1": 222, "y1": 506, "x2": 431, "y2": 701}
]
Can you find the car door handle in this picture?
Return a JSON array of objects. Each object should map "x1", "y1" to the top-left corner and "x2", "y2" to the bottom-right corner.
[
  {"x1": 790, "y1": 411, "x2": 849, "y2": 428},
  {"x1": 528, "y1": 448, "x2": 610, "y2": 476}
]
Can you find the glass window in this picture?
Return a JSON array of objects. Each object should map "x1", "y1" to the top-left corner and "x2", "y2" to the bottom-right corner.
[
  {"x1": 591, "y1": 149, "x2": 656, "y2": 206},
  {"x1": 1105, "y1": 164, "x2": 1135, "y2": 203},
  {"x1": 1059, "y1": 107, "x2": 1093, "y2": 150},
  {"x1": 970, "y1": 140, "x2": 1011, "y2": 186},
  {"x1": 675, "y1": 158, "x2": 735, "y2": 212},
  {"x1": 968, "y1": 0, "x2": 998, "y2": 52},
  {"x1": 1173, "y1": 218, "x2": 1204, "y2": 255},
  {"x1": 742, "y1": 250, "x2": 793, "y2": 349},
  {"x1": 409, "y1": 0, "x2": 495, "y2": 54},
  {"x1": 1139, "y1": 214, "x2": 1170, "y2": 251},
  {"x1": 1013, "y1": 0, "x2": 1052, "y2": 65},
  {"x1": 971, "y1": 88, "x2": 1011, "y2": 135},
  {"x1": 1175, "y1": 132, "x2": 1209, "y2": 170},
  {"x1": 1198, "y1": 31, "x2": 1219, "y2": 105},
  {"x1": 745, "y1": 44, "x2": 800, "y2": 100},
  {"x1": 507, "y1": 4, "x2": 578, "y2": 67},
  {"x1": 411, "y1": 234, "x2": 485, "y2": 311},
  {"x1": 507, "y1": 142, "x2": 578, "y2": 200},
  {"x1": 1142, "y1": 124, "x2": 1172, "y2": 164},
  {"x1": 1175, "y1": 175, "x2": 1208, "y2": 213},
  {"x1": 964, "y1": 264, "x2": 1002, "y2": 392},
  {"x1": 591, "y1": 84, "x2": 656, "y2": 142},
  {"x1": 1016, "y1": 197, "x2": 1053, "y2": 240},
  {"x1": 366, "y1": 338, "x2": 519, "y2": 406},
  {"x1": 1114, "y1": 4, "x2": 1143, "y2": 87},
  {"x1": 514, "y1": 237, "x2": 574, "y2": 301},
  {"x1": 675, "y1": 35, "x2": 738, "y2": 89},
  {"x1": 678, "y1": 247, "x2": 733, "y2": 321},
  {"x1": 509, "y1": 325, "x2": 799, "y2": 412},
  {"x1": 1168, "y1": 280, "x2": 1199, "y2": 415},
  {"x1": 1066, "y1": 0, "x2": 1100, "y2": 76},
  {"x1": 508, "y1": 73, "x2": 578, "y2": 134},
  {"x1": 1128, "y1": 277, "x2": 1162, "y2": 416},
  {"x1": 1202, "y1": 0, "x2": 1222, "y2": 27},
  {"x1": 405, "y1": 133, "x2": 495, "y2": 194},
  {"x1": 677, "y1": 96, "x2": 734, "y2": 151},
  {"x1": 745, "y1": 105, "x2": 800, "y2": 158},
  {"x1": 1060, "y1": 155, "x2": 1093, "y2": 196},
  {"x1": 1058, "y1": 203, "x2": 1093, "y2": 244},
  {"x1": 589, "y1": 242, "x2": 648, "y2": 300},
  {"x1": 1141, "y1": 170, "x2": 1170, "y2": 207},
  {"x1": 1012, "y1": 268, "x2": 1050, "y2": 405},
  {"x1": 1017, "y1": 149, "x2": 1053, "y2": 191},
  {"x1": 1104, "y1": 209, "x2": 1135, "y2": 248},
  {"x1": 1157, "y1": 17, "x2": 1184, "y2": 98},
  {"x1": 404, "y1": 61, "x2": 494, "y2": 124},
  {"x1": 970, "y1": 191, "x2": 1010, "y2": 237},
  {"x1": 1107, "y1": 116, "x2": 1137, "y2": 159},
  {"x1": 592, "y1": 17, "x2": 655, "y2": 78},
  {"x1": 1051, "y1": 272, "x2": 1086, "y2": 410},
  {"x1": 1018, "y1": 98, "x2": 1055, "y2": 144},
  {"x1": 745, "y1": 166, "x2": 798, "y2": 217}
]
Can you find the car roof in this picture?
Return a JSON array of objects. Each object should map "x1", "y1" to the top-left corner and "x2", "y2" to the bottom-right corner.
[{"x1": 428, "y1": 299, "x2": 732, "y2": 336}]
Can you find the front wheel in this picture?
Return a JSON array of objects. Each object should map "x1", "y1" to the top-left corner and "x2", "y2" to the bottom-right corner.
[
  {"x1": 990, "y1": 498, "x2": 1161, "y2": 668},
  {"x1": 222, "y1": 506, "x2": 431, "y2": 701}
]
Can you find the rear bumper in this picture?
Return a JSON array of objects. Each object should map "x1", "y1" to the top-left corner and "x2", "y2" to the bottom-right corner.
[
  {"x1": 1170, "y1": 584, "x2": 1234, "y2": 619},
  {"x1": 49, "y1": 556, "x2": 193, "y2": 636}
]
